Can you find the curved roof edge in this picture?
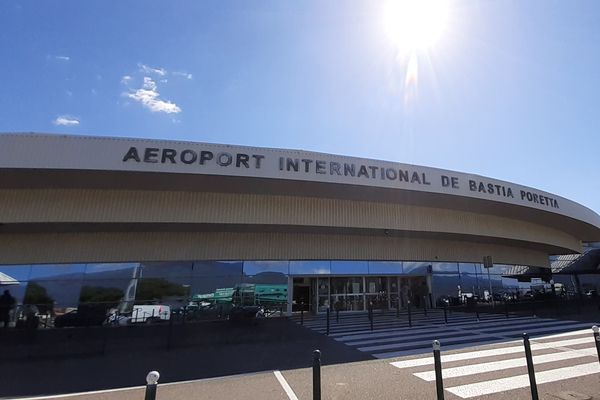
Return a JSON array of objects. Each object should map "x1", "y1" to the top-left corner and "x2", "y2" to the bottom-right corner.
[{"x1": 1, "y1": 132, "x2": 599, "y2": 236}]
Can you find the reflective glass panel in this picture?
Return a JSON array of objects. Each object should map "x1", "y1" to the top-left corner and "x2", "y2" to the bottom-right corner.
[
  {"x1": 289, "y1": 261, "x2": 331, "y2": 275},
  {"x1": 368, "y1": 261, "x2": 403, "y2": 274},
  {"x1": 432, "y1": 263, "x2": 458, "y2": 273},
  {"x1": 29, "y1": 264, "x2": 86, "y2": 281},
  {"x1": 403, "y1": 262, "x2": 431, "y2": 274},
  {"x1": 330, "y1": 261, "x2": 368, "y2": 275}
]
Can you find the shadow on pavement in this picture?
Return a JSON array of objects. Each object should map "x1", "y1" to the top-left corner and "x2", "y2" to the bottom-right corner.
[{"x1": 0, "y1": 318, "x2": 371, "y2": 398}]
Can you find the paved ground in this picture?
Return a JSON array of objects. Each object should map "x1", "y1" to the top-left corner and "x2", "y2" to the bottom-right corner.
[{"x1": 3, "y1": 308, "x2": 600, "y2": 400}]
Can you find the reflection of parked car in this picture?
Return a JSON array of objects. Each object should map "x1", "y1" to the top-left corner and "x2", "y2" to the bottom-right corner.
[
  {"x1": 54, "y1": 309, "x2": 106, "y2": 327},
  {"x1": 130, "y1": 305, "x2": 170, "y2": 323},
  {"x1": 585, "y1": 290, "x2": 597, "y2": 298}
]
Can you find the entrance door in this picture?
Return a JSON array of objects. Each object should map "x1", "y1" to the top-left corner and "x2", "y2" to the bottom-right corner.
[{"x1": 292, "y1": 278, "x2": 310, "y2": 312}]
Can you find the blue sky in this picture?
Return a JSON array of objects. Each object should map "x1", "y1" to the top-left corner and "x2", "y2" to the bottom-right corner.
[{"x1": 1, "y1": 1, "x2": 599, "y2": 214}]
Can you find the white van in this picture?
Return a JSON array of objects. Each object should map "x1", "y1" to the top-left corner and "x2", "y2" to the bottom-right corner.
[{"x1": 130, "y1": 305, "x2": 170, "y2": 323}]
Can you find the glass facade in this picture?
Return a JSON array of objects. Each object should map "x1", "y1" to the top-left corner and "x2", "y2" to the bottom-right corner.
[{"x1": 0, "y1": 260, "x2": 539, "y2": 328}]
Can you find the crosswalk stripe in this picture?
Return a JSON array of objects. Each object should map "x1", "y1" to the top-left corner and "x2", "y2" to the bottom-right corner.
[
  {"x1": 446, "y1": 361, "x2": 600, "y2": 398},
  {"x1": 389, "y1": 336, "x2": 593, "y2": 369},
  {"x1": 332, "y1": 316, "x2": 542, "y2": 340},
  {"x1": 359, "y1": 333, "x2": 499, "y2": 352},
  {"x1": 413, "y1": 347, "x2": 597, "y2": 381}
]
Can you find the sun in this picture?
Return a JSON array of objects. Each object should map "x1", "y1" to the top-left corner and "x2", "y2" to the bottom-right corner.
[{"x1": 383, "y1": 0, "x2": 450, "y2": 54}]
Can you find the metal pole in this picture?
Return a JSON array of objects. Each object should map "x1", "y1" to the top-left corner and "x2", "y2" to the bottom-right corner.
[
  {"x1": 443, "y1": 305, "x2": 448, "y2": 324},
  {"x1": 336, "y1": 309, "x2": 339, "y2": 323},
  {"x1": 593, "y1": 326, "x2": 600, "y2": 364},
  {"x1": 326, "y1": 307, "x2": 330, "y2": 335},
  {"x1": 523, "y1": 333, "x2": 539, "y2": 400},
  {"x1": 369, "y1": 302, "x2": 373, "y2": 331},
  {"x1": 301, "y1": 308, "x2": 304, "y2": 325},
  {"x1": 487, "y1": 266, "x2": 494, "y2": 307},
  {"x1": 433, "y1": 340, "x2": 444, "y2": 400},
  {"x1": 423, "y1": 296, "x2": 427, "y2": 317},
  {"x1": 145, "y1": 371, "x2": 160, "y2": 400},
  {"x1": 475, "y1": 301, "x2": 480, "y2": 322},
  {"x1": 407, "y1": 300, "x2": 412, "y2": 328},
  {"x1": 313, "y1": 350, "x2": 321, "y2": 400}
]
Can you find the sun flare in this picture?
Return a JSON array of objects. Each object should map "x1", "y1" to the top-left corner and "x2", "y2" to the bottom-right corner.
[{"x1": 383, "y1": 0, "x2": 449, "y2": 54}]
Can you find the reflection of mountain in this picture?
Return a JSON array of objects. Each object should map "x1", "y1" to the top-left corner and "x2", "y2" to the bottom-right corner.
[
  {"x1": 14, "y1": 261, "x2": 289, "y2": 308},
  {"x1": 27, "y1": 267, "x2": 135, "y2": 309}
]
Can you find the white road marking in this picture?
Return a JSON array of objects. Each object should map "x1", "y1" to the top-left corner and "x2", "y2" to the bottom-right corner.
[
  {"x1": 414, "y1": 347, "x2": 597, "y2": 381},
  {"x1": 390, "y1": 336, "x2": 593, "y2": 369},
  {"x1": 446, "y1": 361, "x2": 600, "y2": 398},
  {"x1": 273, "y1": 370, "x2": 299, "y2": 400}
]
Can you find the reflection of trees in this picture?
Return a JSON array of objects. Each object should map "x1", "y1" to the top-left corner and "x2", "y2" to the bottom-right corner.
[
  {"x1": 79, "y1": 286, "x2": 124, "y2": 309},
  {"x1": 23, "y1": 282, "x2": 54, "y2": 313},
  {"x1": 136, "y1": 278, "x2": 186, "y2": 302}
]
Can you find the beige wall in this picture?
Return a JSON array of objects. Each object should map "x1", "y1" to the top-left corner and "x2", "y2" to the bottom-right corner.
[
  {"x1": 0, "y1": 188, "x2": 582, "y2": 266},
  {"x1": 0, "y1": 231, "x2": 550, "y2": 267}
]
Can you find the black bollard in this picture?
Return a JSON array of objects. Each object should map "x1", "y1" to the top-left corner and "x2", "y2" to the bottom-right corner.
[
  {"x1": 369, "y1": 303, "x2": 374, "y2": 331},
  {"x1": 593, "y1": 326, "x2": 600, "y2": 364},
  {"x1": 407, "y1": 300, "x2": 412, "y2": 328},
  {"x1": 443, "y1": 305, "x2": 448, "y2": 324},
  {"x1": 301, "y1": 308, "x2": 304, "y2": 325},
  {"x1": 336, "y1": 309, "x2": 339, "y2": 323},
  {"x1": 432, "y1": 340, "x2": 444, "y2": 400},
  {"x1": 313, "y1": 350, "x2": 321, "y2": 400},
  {"x1": 523, "y1": 333, "x2": 539, "y2": 400},
  {"x1": 326, "y1": 307, "x2": 330, "y2": 335},
  {"x1": 145, "y1": 371, "x2": 160, "y2": 400}
]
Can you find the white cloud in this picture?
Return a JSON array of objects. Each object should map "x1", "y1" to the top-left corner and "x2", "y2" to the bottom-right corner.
[
  {"x1": 125, "y1": 77, "x2": 181, "y2": 114},
  {"x1": 121, "y1": 75, "x2": 132, "y2": 84},
  {"x1": 138, "y1": 63, "x2": 167, "y2": 76},
  {"x1": 173, "y1": 71, "x2": 193, "y2": 80},
  {"x1": 53, "y1": 116, "x2": 80, "y2": 126},
  {"x1": 54, "y1": 55, "x2": 70, "y2": 61}
]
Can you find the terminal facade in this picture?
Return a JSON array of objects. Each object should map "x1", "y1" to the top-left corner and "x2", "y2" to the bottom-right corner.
[{"x1": 1, "y1": 133, "x2": 599, "y2": 322}]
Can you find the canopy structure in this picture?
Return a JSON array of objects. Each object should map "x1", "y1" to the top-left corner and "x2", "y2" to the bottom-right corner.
[
  {"x1": 0, "y1": 271, "x2": 19, "y2": 286},
  {"x1": 552, "y1": 247, "x2": 600, "y2": 275}
]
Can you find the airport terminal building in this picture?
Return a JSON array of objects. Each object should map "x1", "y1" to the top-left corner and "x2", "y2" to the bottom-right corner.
[{"x1": 1, "y1": 133, "x2": 600, "y2": 321}]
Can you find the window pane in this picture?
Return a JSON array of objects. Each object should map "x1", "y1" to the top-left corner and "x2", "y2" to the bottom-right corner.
[
  {"x1": 404, "y1": 262, "x2": 431, "y2": 274},
  {"x1": 289, "y1": 261, "x2": 331, "y2": 275},
  {"x1": 330, "y1": 261, "x2": 368, "y2": 275},
  {"x1": 432, "y1": 262, "x2": 457, "y2": 273},
  {"x1": 368, "y1": 261, "x2": 403, "y2": 274}
]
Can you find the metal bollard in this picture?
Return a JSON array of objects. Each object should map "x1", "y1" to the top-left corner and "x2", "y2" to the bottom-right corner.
[
  {"x1": 443, "y1": 306, "x2": 448, "y2": 324},
  {"x1": 522, "y1": 333, "x2": 539, "y2": 400},
  {"x1": 313, "y1": 350, "x2": 321, "y2": 400},
  {"x1": 407, "y1": 300, "x2": 412, "y2": 328},
  {"x1": 145, "y1": 371, "x2": 160, "y2": 400},
  {"x1": 593, "y1": 326, "x2": 600, "y2": 364},
  {"x1": 369, "y1": 303, "x2": 374, "y2": 331},
  {"x1": 326, "y1": 308, "x2": 330, "y2": 335},
  {"x1": 432, "y1": 340, "x2": 444, "y2": 400},
  {"x1": 301, "y1": 308, "x2": 304, "y2": 325}
]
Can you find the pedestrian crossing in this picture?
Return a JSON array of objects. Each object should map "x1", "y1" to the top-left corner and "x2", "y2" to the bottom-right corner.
[
  {"x1": 390, "y1": 328, "x2": 600, "y2": 398},
  {"x1": 294, "y1": 309, "x2": 597, "y2": 359}
]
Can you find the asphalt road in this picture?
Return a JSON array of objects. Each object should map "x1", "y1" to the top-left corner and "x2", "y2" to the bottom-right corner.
[{"x1": 15, "y1": 333, "x2": 600, "y2": 400}]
